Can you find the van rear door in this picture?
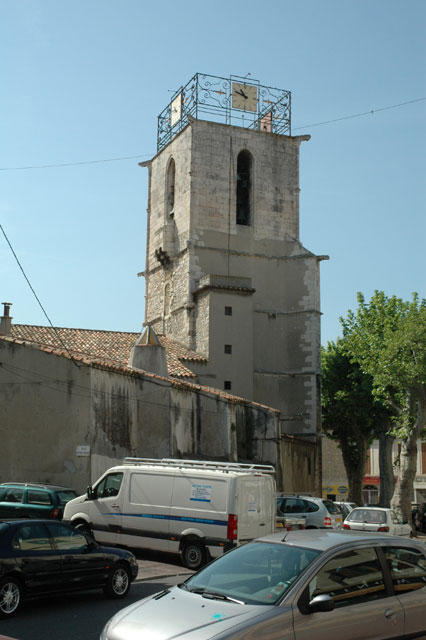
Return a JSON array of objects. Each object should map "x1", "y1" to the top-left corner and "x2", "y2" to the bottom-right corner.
[{"x1": 237, "y1": 475, "x2": 274, "y2": 541}]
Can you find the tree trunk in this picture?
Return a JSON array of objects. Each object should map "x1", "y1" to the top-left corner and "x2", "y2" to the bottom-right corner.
[
  {"x1": 391, "y1": 388, "x2": 426, "y2": 525},
  {"x1": 378, "y1": 426, "x2": 395, "y2": 507},
  {"x1": 340, "y1": 437, "x2": 367, "y2": 506}
]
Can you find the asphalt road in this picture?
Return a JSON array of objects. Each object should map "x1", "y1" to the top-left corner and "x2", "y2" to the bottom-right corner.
[{"x1": 2, "y1": 576, "x2": 186, "y2": 640}]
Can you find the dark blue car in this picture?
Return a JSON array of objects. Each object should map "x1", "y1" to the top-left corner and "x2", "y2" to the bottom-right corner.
[{"x1": 0, "y1": 519, "x2": 138, "y2": 617}]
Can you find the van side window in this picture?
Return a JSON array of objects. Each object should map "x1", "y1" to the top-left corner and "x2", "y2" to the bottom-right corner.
[{"x1": 95, "y1": 473, "x2": 123, "y2": 498}]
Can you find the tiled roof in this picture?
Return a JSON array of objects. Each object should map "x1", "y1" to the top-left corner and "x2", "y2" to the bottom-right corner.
[
  {"x1": 10, "y1": 325, "x2": 206, "y2": 378},
  {"x1": 0, "y1": 333, "x2": 278, "y2": 413}
]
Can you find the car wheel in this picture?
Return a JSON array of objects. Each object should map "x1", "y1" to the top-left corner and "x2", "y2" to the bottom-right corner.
[
  {"x1": 181, "y1": 542, "x2": 206, "y2": 570},
  {"x1": 74, "y1": 521, "x2": 92, "y2": 537},
  {"x1": 104, "y1": 564, "x2": 131, "y2": 598},
  {"x1": 0, "y1": 577, "x2": 23, "y2": 618}
]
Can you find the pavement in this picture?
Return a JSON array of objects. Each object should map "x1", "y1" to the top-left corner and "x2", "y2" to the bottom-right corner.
[{"x1": 133, "y1": 549, "x2": 194, "y2": 582}]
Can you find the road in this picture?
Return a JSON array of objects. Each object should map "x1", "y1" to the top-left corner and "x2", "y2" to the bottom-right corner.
[{"x1": 2, "y1": 549, "x2": 194, "y2": 640}]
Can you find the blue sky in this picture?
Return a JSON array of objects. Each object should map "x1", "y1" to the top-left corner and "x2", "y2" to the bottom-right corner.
[{"x1": 1, "y1": 0, "x2": 425, "y2": 345}]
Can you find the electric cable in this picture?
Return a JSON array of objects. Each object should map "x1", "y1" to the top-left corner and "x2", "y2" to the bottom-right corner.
[
  {"x1": 0, "y1": 97, "x2": 424, "y2": 171},
  {"x1": 0, "y1": 223, "x2": 81, "y2": 367}
]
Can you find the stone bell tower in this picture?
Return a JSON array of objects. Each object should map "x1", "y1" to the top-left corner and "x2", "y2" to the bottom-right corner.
[{"x1": 139, "y1": 74, "x2": 326, "y2": 439}]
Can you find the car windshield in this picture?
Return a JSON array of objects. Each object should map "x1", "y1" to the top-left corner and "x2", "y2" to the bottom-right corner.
[
  {"x1": 348, "y1": 509, "x2": 387, "y2": 524},
  {"x1": 182, "y1": 541, "x2": 321, "y2": 605},
  {"x1": 56, "y1": 490, "x2": 78, "y2": 505}
]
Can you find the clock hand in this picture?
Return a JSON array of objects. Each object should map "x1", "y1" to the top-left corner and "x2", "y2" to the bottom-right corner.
[{"x1": 235, "y1": 89, "x2": 248, "y2": 99}]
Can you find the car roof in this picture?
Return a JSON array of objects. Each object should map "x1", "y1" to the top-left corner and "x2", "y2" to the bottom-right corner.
[
  {"x1": 0, "y1": 483, "x2": 75, "y2": 491},
  {"x1": 255, "y1": 529, "x2": 420, "y2": 552},
  {"x1": 277, "y1": 494, "x2": 323, "y2": 500},
  {"x1": 0, "y1": 518, "x2": 68, "y2": 526},
  {"x1": 351, "y1": 506, "x2": 390, "y2": 511}
]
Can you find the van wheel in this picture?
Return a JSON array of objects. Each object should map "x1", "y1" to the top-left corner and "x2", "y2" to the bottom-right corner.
[{"x1": 181, "y1": 542, "x2": 206, "y2": 570}]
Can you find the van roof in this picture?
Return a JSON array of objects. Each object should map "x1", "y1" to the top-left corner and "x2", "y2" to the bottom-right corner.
[{"x1": 108, "y1": 458, "x2": 275, "y2": 476}]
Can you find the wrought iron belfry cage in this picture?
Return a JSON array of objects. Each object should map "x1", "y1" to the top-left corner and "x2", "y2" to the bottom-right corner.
[{"x1": 157, "y1": 73, "x2": 291, "y2": 152}]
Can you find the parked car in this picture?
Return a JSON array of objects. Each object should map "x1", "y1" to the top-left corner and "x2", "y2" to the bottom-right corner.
[
  {"x1": 101, "y1": 529, "x2": 426, "y2": 639},
  {"x1": 64, "y1": 458, "x2": 276, "y2": 570},
  {"x1": 412, "y1": 502, "x2": 426, "y2": 533},
  {"x1": 336, "y1": 501, "x2": 358, "y2": 519},
  {"x1": 0, "y1": 483, "x2": 77, "y2": 520},
  {"x1": 343, "y1": 507, "x2": 412, "y2": 536},
  {"x1": 0, "y1": 519, "x2": 138, "y2": 618},
  {"x1": 276, "y1": 495, "x2": 342, "y2": 529}
]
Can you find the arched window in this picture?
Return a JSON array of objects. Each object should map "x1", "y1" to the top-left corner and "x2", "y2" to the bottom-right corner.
[
  {"x1": 166, "y1": 158, "x2": 175, "y2": 217},
  {"x1": 236, "y1": 150, "x2": 252, "y2": 226}
]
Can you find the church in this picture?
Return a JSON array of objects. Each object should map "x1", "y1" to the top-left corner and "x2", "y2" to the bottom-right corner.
[
  {"x1": 0, "y1": 73, "x2": 326, "y2": 494},
  {"x1": 140, "y1": 73, "x2": 325, "y2": 441}
]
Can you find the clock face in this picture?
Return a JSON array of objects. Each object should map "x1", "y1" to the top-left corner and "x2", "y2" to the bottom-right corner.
[
  {"x1": 171, "y1": 93, "x2": 182, "y2": 126},
  {"x1": 232, "y1": 82, "x2": 258, "y2": 112}
]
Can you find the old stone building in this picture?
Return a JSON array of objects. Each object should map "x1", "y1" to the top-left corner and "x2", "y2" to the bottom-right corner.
[
  {"x1": 0, "y1": 74, "x2": 325, "y2": 495},
  {"x1": 141, "y1": 73, "x2": 327, "y2": 440}
]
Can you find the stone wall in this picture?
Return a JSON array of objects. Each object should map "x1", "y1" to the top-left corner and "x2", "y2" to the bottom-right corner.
[{"x1": 0, "y1": 338, "x2": 281, "y2": 493}]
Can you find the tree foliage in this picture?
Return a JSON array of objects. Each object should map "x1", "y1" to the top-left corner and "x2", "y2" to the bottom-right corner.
[
  {"x1": 321, "y1": 339, "x2": 390, "y2": 504},
  {"x1": 340, "y1": 291, "x2": 426, "y2": 521}
]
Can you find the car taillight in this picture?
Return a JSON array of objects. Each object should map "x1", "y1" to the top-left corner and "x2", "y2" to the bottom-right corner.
[
  {"x1": 227, "y1": 514, "x2": 238, "y2": 540},
  {"x1": 51, "y1": 508, "x2": 60, "y2": 519},
  {"x1": 377, "y1": 526, "x2": 389, "y2": 532},
  {"x1": 324, "y1": 516, "x2": 332, "y2": 527},
  {"x1": 342, "y1": 523, "x2": 351, "y2": 530}
]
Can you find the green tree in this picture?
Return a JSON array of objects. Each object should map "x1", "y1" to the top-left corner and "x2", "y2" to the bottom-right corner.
[
  {"x1": 321, "y1": 340, "x2": 391, "y2": 505},
  {"x1": 341, "y1": 291, "x2": 426, "y2": 523}
]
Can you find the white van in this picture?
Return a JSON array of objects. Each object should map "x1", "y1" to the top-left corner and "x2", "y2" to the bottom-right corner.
[{"x1": 63, "y1": 458, "x2": 276, "y2": 569}]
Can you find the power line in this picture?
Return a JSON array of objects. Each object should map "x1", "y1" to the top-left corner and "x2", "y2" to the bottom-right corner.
[
  {"x1": 0, "y1": 223, "x2": 80, "y2": 367},
  {"x1": 0, "y1": 360, "x2": 273, "y2": 417},
  {"x1": 0, "y1": 154, "x2": 153, "y2": 172},
  {"x1": 0, "y1": 97, "x2": 424, "y2": 172},
  {"x1": 293, "y1": 97, "x2": 426, "y2": 131}
]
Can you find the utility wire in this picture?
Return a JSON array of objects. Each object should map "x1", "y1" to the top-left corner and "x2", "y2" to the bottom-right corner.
[
  {"x1": 0, "y1": 98, "x2": 424, "y2": 171},
  {"x1": 0, "y1": 223, "x2": 80, "y2": 367},
  {"x1": 0, "y1": 360, "x2": 273, "y2": 417},
  {"x1": 0, "y1": 154, "x2": 152, "y2": 171},
  {"x1": 293, "y1": 97, "x2": 426, "y2": 131}
]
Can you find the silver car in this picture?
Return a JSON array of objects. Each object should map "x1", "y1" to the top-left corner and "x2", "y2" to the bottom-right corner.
[
  {"x1": 276, "y1": 495, "x2": 343, "y2": 529},
  {"x1": 100, "y1": 529, "x2": 426, "y2": 639},
  {"x1": 336, "y1": 501, "x2": 358, "y2": 519},
  {"x1": 343, "y1": 507, "x2": 412, "y2": 537}
]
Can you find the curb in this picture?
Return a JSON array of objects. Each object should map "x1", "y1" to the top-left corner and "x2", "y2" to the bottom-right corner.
[{"x1": 135, "y1": 571, "x2": 192, "y2": 583}]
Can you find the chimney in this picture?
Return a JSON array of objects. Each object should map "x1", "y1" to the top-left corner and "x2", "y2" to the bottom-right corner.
[
  {"x1": 0, "y1": 302, "x2": 13, "y2": 336},
  {"x1": 128, "y1": 324, "x2": 168, "y2": 377}
]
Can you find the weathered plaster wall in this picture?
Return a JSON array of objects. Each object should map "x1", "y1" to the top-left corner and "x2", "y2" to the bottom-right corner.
[
  {"x1": 0, "y1": 339, "x2": 281, "y2": 493},
  {"x1": 281, "y1": 436, "x2": 320, "y2": 495}
]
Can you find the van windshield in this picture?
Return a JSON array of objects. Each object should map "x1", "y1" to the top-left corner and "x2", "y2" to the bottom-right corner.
[{"x1": 182, "y1": 541, "x2": 320, "y2": 605}]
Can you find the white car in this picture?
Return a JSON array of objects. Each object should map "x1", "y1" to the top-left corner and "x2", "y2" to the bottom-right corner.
[
  {"x1": 343, "y1": 507, "x2": 412, "y2": 536},
  {"x1": 336, "y1": 502, "x2": 357, "y2": 519}
]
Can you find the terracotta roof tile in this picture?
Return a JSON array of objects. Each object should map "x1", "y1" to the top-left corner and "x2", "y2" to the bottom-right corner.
[
  {"x1": 10, "y1": 325, "x2": 206, "y2": 379},
  {"x1": 1, "y1": 334, "x2": 278, "y2": 413}
]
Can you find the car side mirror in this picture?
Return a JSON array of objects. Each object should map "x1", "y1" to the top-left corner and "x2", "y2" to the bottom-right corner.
[
  {"x1": 86, "y1": 486, "x2": 95, "y2": 500},
  {"x1": 308, "y1": 594, "x2": 335, "y2": 613},
  {"x1": 85, "y1": 537, "x2": 97, "y2": 550}
]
